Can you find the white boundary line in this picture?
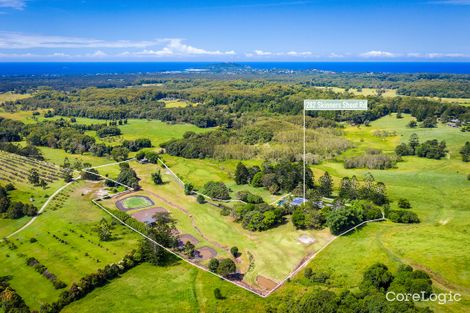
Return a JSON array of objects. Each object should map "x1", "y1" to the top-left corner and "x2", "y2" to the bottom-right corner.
[{"x1": 86, "y1": 158, "x2": 386, "y2": 297}]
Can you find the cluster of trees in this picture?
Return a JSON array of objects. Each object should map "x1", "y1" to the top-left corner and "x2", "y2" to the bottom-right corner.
[
  {"x1": 202, "y1": 181, "x2": 231, "y2": 200},
  {"x1": 344, "y1": 149, "x2": 399, "y2": 169},
  {"x1": 121, "y1": 138, "x2": 151, "y2": 152},
  {"x1": 233, "y1": 202, "x2": 285, "y2": 231},
  {"x1": 396, "y1": 133, "x2": 448, "y2": 160},
  {"x1": 96, "y1": 126, "x2": 121, "y2": 138},
  {"x1": 235, "y1": 161, "x2": 314, "y2": 195},
  {"x1": 25, "y1": 257, "x2": 67, "y2": 289},
  {"x1": 115, "y1": 163, "x2": 140, "y2": 190},
  {"x1": 0, "y1": 185, "x2": 38, "y2": 219},
  {"x1": 0, "y1": 117, "x2": 24, "y2": 142},
  {"x1": 386, "y1": 207, "x2": 420, "y2": 224},
  {"x1": 161, "y1": 130, "x2": 230, "y2": 159},
  {"x1": 135, "y1": 150, "x2": 159, "y2": 163},
  {"x1": 0, "y1": 276, "x2": 30, "y2": 313},
  {"x1": 273, "y1": 263, "x2": 433, "y2": 313},
  {"x1": 0, "y1": 142, "x2": 44, "y2": 160},
  {"x1": 208, "y1": 258, "x2": 237, "y2": 277},
  {"x1": 94, "y1": 218, "x2": 113, "y2": 241}
]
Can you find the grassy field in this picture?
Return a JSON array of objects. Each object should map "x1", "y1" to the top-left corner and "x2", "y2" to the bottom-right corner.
[
  {"x1": 0, "y1": 92, "x2": 31, "y2": 104},
  {"x1": 61, "y1": 262, "x2": 267, "y2": 313},
  {"x1": 162, "y1": 99, "x2": 195, "y2": 108},
  {"x1": 161, "y1": 155, "x2": 281, "y2": 204},
  {"x1": 305, "y1": 114, "x2": 470, "y2": 312},
  {"x1": 0, "y1": 180, "x2": 140, "y2": 310}
]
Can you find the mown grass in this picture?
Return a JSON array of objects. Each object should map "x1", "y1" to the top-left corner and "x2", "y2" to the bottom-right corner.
[{"x1": 0, "y1": 180, "x2": 140, "y2": 310}]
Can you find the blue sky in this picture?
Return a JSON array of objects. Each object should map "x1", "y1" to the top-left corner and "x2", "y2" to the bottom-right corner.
[{"x1": 0, "y1": 0, "x2": 469, "y2": 61}]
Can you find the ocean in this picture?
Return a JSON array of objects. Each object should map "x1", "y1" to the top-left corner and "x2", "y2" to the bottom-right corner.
[{"x1": 1, "y1": 62, "x2": 470, "y2": 76}]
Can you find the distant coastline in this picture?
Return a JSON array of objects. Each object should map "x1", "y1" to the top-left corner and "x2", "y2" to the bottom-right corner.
[{"x1": 1, "y1": 62, "x2": 470, "y2": 76}]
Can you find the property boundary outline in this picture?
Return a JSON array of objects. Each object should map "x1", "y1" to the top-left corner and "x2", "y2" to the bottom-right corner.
[{"x1": 87, "y1": 158, "x2": 385, "y2": 297}]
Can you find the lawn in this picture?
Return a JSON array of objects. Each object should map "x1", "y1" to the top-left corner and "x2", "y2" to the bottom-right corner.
[
  {"x1": 0, "y1": 180, "x2": 140, "y2": 310},
  {"x1": 121, "y1": 196, "x2": 153, "y2": 209}
]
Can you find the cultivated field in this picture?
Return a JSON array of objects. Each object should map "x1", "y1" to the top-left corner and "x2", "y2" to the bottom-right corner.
[{"x1": 0, "y1": 150, "x2": 65, "y2": 237}]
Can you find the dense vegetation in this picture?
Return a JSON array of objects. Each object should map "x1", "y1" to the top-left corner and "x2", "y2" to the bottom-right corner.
[{"x1": 270, "y1": 262, "x2": 434, "y2": 313}]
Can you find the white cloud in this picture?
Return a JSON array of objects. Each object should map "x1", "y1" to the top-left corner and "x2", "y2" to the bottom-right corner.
[
  {"x1": 0, "y1": 33, "x2": 235, "y2": 57},
  {"x1": 360, "y1": 50, "x2": 397, "y2": 58},
  {"x1": 0, "y1": 0, "x2": 25, "y2": 10},
  {"x1": 0, "y1": 32, "x2": 167, "y2": 49},
  {"x1": 246, "y1": 50, "x2": 313, "y2": 57},
  {"x1": 253, "y1": 50, "x2": 272, "y2": 56},
  {"x1": 328, "y1": 53, "x2": 345, "y2": 58}
]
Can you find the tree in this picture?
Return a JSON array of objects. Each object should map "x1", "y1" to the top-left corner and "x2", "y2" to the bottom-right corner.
[
  {"x1": 208, "y1": 258, "x2": 219, "y2": 272},
  {"x1": 361, "y1": 263, "x2": 393, "y2": 292},
  {"x1": 250, "y1": 172, "x2": 263, "y2": 187},
  {"x1": 183, "y1": 241, "x2": 195, "y2": 258},
  {"x1": 39, "y1": 179, "x2": 47, "y2": 189},
  {"x1": 327, "y1": 207, "x2": 363, "y2": 235},
  {"x1": 116, "y1": 164, "x2": 140, "y2": 190},
  {"x1": 196, "y1": 194, "x2": 206, "y2": 204},
  {"x1": 184, "y1": 183, "x2": 193, "y2": 195},
  {"x1": 216, "y1": 258, "x2": 236, "y2": 277},
  {"x1": 81, "y1": 168, "x2": 101, "y2": 181},
  {"x1": 213, "y1": 288, "x2": 223, "y2": 300},
  {"x1": 234, "y1": 162, "x2": 250, "y2": 185},
  {"x1": 318, "y1": 172, "x2": 333, "y2": 197},
  {"x1": 398, "y1": 198, "x2": 411, "y2": 209},
  {"x1": 407, "y1": 120, "x2": 417, "y2": 128},
  {"x1": 95, "y1": 218, "x2": 112, "y2": 241},
  {"x1": 230, "y1": 246, "x2": 239, "y2": 258},
  {"x1": 203, "y1": 181, "x2": 230, "y2": 200},
  {"x1": 408, "y1": 133, "x2": 419, "y2": 154},
  {"x1": 297, "y1": 290, "x2": 338, "y2": 313},
  {"x1": 460, "y1": 141, "x2": 470, "y2": 162},
  {"x1": 395, "y1": 143, "x2": 412, "y2": 156},
  {"x1": 292, "y1": 207, "x2": 306, "y2": 229},
  {"x1": 63, "y1": 169, "x2": 73, "y2": 183},
  {"x1": 111, "y1": 146, "x2": 129, "y2": 162},
  {"x1": 151, "y1": 171, "x2": 163, "y2": 185},
  {"x1": 28, "y1": 169, "x2": 40, "y2": 185}
]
